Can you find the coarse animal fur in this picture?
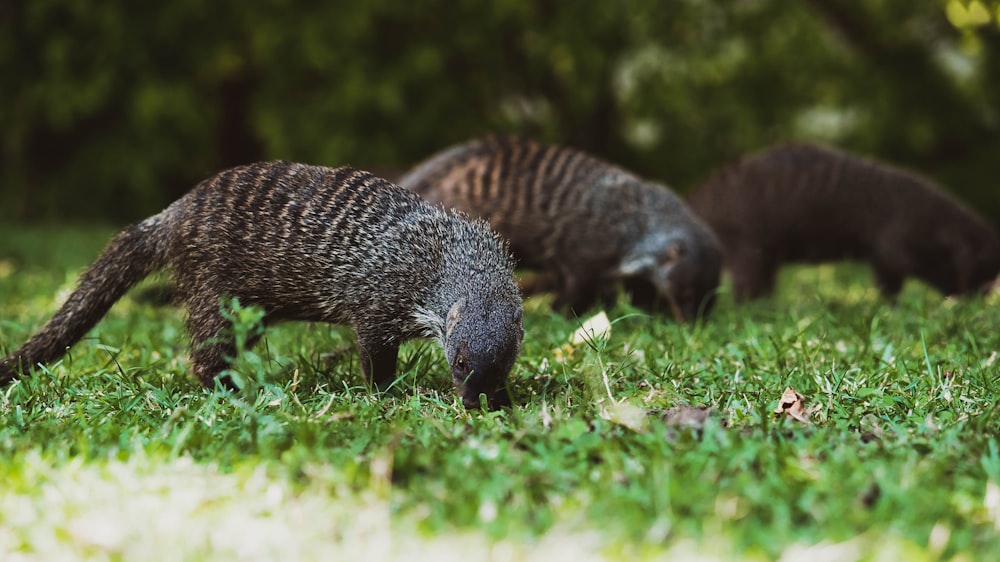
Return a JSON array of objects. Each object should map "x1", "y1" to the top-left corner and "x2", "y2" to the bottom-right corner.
[
  {"x1": 687, "y1": 142, "x2": 1000, "y2": 301},
  {"x1": 398, "y1": 135, "x2": 722, "y2": 321},
  {"x1": 0, "y1": 162, "x2": 524, "y2": 409}
]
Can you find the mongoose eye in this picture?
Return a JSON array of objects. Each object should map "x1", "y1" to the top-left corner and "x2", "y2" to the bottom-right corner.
[{"x1": 456, "y1": 355, "x2": 466, "y2": 369}]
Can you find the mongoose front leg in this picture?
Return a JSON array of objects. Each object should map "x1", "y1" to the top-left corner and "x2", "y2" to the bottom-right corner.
[
  {"x1": 548, "y1": 266, "x2": 600, "y2": 314},
  {"x1": 873, "y1": 266, "x2": 904, "y2": 301},
  {"x1": 727, "y1": 246, "x2": 777, "y2": 302},
  {"x1": 559, "y1": 280, "x2": 601, "y2": 315},
  {"x1": 517, "y1": 272, "x2": 559, "y2": 297},
  {"x1": 874, "y1": 221, "x2": 926, "y2": 301},
  {"x1": 872, "y1": 230, "x2": 908, "y2": 301},
  {"x1": 356, "y1": 332, "x2": 400, "y2": 391}
]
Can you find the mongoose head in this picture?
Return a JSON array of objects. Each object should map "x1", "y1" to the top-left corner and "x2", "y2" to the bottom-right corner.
[
  {"x1": 444, "y1": 296, "x2": 524, "y2": 410},
  {"x1": 954, "y1": 245, "x2": 1000, "y2": 296},
  {"x1": 620, "y1": 230, "x2": 722, "y2": 322},
  {"x1": 966, "y1": 229, "x2": 1000, "y2": 295},
  {"x1": 920, "y1": 223, "x2": 1000, "y2": 296}
]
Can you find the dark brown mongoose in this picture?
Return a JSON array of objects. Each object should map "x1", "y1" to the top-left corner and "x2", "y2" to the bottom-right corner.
[
  {"x1": 686, "y1": 142, "x2": 1000, "y2": 301},
  {"x1": 0, "y1": 162, "x2": 524, "y2": 409},
  {"x1": 398, "y1": 135, "x2": 723, "y2": 321}
]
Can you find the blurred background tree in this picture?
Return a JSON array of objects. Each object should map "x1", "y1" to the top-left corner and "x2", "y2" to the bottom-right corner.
[{"x1": 2, "y1": 0, "x2": 999, "y2": 224}]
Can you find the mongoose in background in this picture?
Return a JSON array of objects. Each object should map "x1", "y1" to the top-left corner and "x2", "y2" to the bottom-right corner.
[
  {"x1": 398, "y1": 135, "x2": 723, "y2": 321},
  {"x1": 0, "y1": 162, "x2": 524, "y2": 409},
  {"x1": 686, "y1": 142, "x2": 1000, "y2": 301}
]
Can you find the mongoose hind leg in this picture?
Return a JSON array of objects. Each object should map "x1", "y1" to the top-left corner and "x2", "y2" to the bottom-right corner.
[
  {"x1": 185, "y1": 290, "x2": 260, "y2": 390},
  {"x1": 871, "y1": 227, "x2": 909, "y2": 301},
  {"x1": 355, "y1": 331, "x2": 400, "y2": 392}
]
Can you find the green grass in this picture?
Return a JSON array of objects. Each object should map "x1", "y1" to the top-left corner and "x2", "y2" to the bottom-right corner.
[{"x1": 2, "y1": 223, "x2": 1000, "y2": 560}]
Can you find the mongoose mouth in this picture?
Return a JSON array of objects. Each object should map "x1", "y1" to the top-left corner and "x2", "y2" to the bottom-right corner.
[
  {"x1": 454, "y1": 377, "x2": 510, "y2": 410},
  {"x1": 458, "y1": 388, "x2": 510, "y2": 410}
]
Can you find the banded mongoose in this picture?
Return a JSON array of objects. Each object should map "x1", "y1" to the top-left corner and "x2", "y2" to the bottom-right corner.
[
  {"x1": 686, "y1": 142, "x2": 1000, "y2": 301},
  {"x1": 0, "y1": 162, "x2": 524, "y2": 409},
  {"x1": 398, "y1": 135, "x2": 723, "y2": 321}
]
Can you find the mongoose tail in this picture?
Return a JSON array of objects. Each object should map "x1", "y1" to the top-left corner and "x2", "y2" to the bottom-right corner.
[{"x1": 0, "y1": 216, "x2": 168, "y2": 383}]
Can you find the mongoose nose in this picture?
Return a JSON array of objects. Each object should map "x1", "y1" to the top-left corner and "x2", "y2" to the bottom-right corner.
[{"x1": 462, "y1": 394, "x2": 487, "y2": 410}]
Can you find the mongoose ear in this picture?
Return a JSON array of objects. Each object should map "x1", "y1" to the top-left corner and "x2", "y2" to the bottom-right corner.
[
  {"x1": 620, "y1": 233, "x2": 684, "y2": 276},
  {"x1": 662, "y1": 241, "x2": 686, "y2": 264},
  {"x1": 446, "y1": 298, "x2": 467, "y2": 338},
  {"x1": 622, "y1": 242, "x2": 685, "y2": 278}
]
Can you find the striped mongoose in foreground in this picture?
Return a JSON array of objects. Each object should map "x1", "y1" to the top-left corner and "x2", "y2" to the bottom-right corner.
[
  {"x1": 0, "y1": 162, "x2": 524, "y2": 409},
  {"x1": 687, "y1": 142, "x2": 1000, "y2": 301},
  {"x1": 398, "y1": 135, "x2": 723, "y2": 321}
]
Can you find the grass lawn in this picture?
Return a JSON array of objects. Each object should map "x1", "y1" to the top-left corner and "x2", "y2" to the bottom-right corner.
[{"x1": 1, "y1": 223, "x2": 999, "y2": 561}]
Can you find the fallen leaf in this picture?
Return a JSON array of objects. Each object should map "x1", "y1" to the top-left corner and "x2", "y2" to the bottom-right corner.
[
  {"x1": 774, "y1": 386, "x2": 810, "y2": 423},
  {"x1": 661, "y1": 405, "x2": 715, "y2": 429},
  {"x1": 570, "y1": 311, "x2": 611, "y2": 345},
  {"x1": 987, "y1": 277, "x2": 1000, "y2": 304},
  {"x1": 601, "y1": 401, "x2": 647, "y2": 432},
  {"x1": 986, "y1": 480, "x2": 1000, "y2": 530},
  {"x1": 539, "y1": 401, "x2": 553, "y2": 429}
]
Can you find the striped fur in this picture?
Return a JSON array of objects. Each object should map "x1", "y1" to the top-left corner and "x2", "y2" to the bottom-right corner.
[
  {"x1": 687, "y1": 142, "x2": 1000, "y2": 300},
  {"x1": 1, "y1": 162, "x2": 523, "y2": 409},
  {"x1": 400, "y1": 135, "x2": 722, "y2": 321}
]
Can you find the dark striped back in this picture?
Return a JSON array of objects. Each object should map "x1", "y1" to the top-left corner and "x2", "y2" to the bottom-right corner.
[
  {"x1": 400, "y1": 136, "x2": 722, "y2": 318},
  {"x1": 687, "y1": 142, "x2": 1000, "y2": 298}
]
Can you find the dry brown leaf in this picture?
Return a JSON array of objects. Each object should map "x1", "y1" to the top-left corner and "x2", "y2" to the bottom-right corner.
[
  {"x1": 774, "y1": 386, "x2": 810, "y2": 423},
  {"x1": 661, "y1": 405, "x2": 715, "y2": 429},
  {"x1": 660, "y1": 405, "x2": 718, "y2": 442}
]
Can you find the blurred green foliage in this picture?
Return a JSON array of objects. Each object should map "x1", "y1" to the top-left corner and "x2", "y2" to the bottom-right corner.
[{"x1": 2, "y1": 0, "x2": 1000, "y2": 223}]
